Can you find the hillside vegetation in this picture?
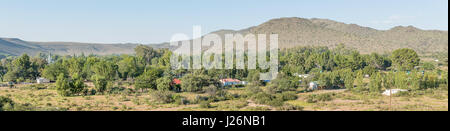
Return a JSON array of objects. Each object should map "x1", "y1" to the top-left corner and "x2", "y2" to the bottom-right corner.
[{"x1": 0, "y1": 45, "x2": 447, "y2": 111}]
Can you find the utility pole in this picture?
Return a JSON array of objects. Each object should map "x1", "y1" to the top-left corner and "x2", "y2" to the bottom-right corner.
[{"x1": 389, "y1": 89, "x2": 392, "y2": 111}]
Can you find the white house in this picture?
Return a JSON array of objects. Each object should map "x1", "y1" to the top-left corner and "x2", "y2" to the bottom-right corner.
[
  {"x1": 36, "y1": 77, "x2": 50, "y2": 84},
  {"x1": 309, "y1": 82, "x2": 318, "y2": 90},
  {"x1": 298, "y1": 74, "x2": 310, "y2": 78},
  {"x1": 382, "y1": 89, "x2": 408, "y2": 96}
]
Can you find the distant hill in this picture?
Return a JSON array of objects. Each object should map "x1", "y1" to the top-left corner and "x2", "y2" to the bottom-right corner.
[
  {"x1": 1, "y1": 17, "x2": 447, "y2": 56},
  {"x1": 190, "y1": 17, "x2": 447, "y2": 55},
  {"x1": 0, "y1": 38, "x2": 139, "y2": 56},
  {"x1": 32, "y1": 42, "x2": 139, "y2": 56}
]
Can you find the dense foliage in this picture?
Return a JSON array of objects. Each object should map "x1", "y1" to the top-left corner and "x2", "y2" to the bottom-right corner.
[{"x1": 0, "y1": 45, "x2": 447, "y2": 98}]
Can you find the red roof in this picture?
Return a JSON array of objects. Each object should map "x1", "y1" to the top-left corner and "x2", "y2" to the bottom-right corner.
[{"x1": 173, "y1": 78, "x2": 181, "y2": 85}]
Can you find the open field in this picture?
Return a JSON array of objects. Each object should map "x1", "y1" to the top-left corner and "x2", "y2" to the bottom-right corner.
[{"x1": 1, "y1": 83, "x2": 447, "y2": 111}]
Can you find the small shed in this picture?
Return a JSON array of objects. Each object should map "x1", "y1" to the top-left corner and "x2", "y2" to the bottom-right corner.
[
  {"x1": 298, "y1": 74, "x2": 310, "y2": 78},
  {"x1": 36, "y1": 77, "x2": 50, "y2": 84},
  {"x1": 220, "y1": 78, "x2": 242, "y2": 86},
  {"x1": 382, "y1": 89, "x2": 408, "y2": 96},
  {"x1": 309, "y1": 82, "x2": 318, "y2": 90}
]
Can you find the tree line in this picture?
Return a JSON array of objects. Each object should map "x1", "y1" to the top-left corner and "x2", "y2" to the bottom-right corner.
[{"x1": 0, "y1": 44, "x2": 447, "y2": 97}]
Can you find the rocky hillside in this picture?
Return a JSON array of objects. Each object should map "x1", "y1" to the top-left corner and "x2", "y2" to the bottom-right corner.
[{"x1": 218, "y1": 17, "x2": 448, "y2": 54}]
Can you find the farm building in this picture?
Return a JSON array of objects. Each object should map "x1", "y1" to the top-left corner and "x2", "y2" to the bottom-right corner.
[
  {"x1": 36, "y1": 77, "x2": 50, "y2": 84},
  {"x1": 220, "y1": 78, "x2": 245, "y2": 86},
  {"x1": 309, "y1": 82, "x2": 318, "y2": 90},
  {"x1": 173, "y1": 78, "x2": 181, "y2": 85},
  {"x1": 172, "y1": 78, "x2": 182, "y2": 92},
  {"x1": 382, "y1": 89, "x2": 408, "y2": 96}
]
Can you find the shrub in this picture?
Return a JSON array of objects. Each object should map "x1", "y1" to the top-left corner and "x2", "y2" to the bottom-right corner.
[
  {"x1": 245, "y1": 106, "x2": 271, "y2": 111},
  {"x1": 175, "y1": 97, "x2": 190, "y2": 105},
  {"x1": 203, "y1": 85, "x2": 219, "y2": 97},
  {"x1": 266, "y1": 98, "x2": 284, "y2": 107},
  {"x1": 193, "y1": 95, "x2": 210, "y2": 104},
  {"x1": 216, "y1": 100, "x2": 248, "y2": 110},
  {"x1": 55, "y1": 73, "x2": 72, "y2": 96},
  {"x1": 181, "y1": 73, "x2": 219, "y2": 92},
  {"x1": 199, "y1": 101, "x2": 212, "y2": 108},
  {"x1": 277, "y1": 91, "x2": 298, "y2": 101},
  {"x1": 92, "y1": 75, "x2": 108, "y2": 94},
  {"x1": 0, "y1": 96, "x2": 15, "y2": 111},
  {"x1": 156, "y1": 76, "x2": 173, "y2": 91},
  {"x1": 306, "y1": 93, "x2": 334, "y2": 103},
  {"x1": 277, "y1": 104, "x2": 304, "y2": 111},
  {"x1": 150, "y1": 90, "x2": 175, "y2": 104},
  {"x1": 251, "y1": 92, "x2": 285, "y2": 107},
  {"x1": 252, "y1": 92, "x2": 274, "y2": 105},
  {"x1": 245, "y1": 85, "x2": 263, "y2": 97},
  {"x1": 56, "y1": 73, "x2": 86, "y2": 96}
]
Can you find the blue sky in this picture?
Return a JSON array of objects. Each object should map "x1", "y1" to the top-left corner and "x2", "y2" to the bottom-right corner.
[{"x1": 0, "y1": 0, "x2": 448, "y2": 43}]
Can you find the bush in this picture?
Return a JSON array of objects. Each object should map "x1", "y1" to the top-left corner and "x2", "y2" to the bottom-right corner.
[
  {"x1": 92, "y1": 75, "x2": 108, "y2": 94},
  {"x1": 277, "y1": 91, "x2": 298, "y2": 101},
  {"x1": 175, "y1": 97, "x2": 190, "y2": 105},
  {"x1": 0, "y1": 96, "x2": 15, "y2": 111},
  {"x1": 277, "y1": 104, "x2": 304, "y2": 111},
  {"x1": 252, "y1": 92, "x2": 274, "y2": 105},
  {"x1": 181, "y1": 73, "x2": 219, "y2": 92},
  {"x1": 199, "y1": 101, "x2": 212, "y2": 108},
  {"x1": 56, "y1": 73, "x2": 86, "y2": 96},
  {"x1": 203, "y1": 85, "x2": 219, "y2": 97},
  {"x1": 266, "y1": 98, "x2": 284, "y2": 107},
  {"x1": 192, "y1": 95, "x2": 210, "y2": 104},
  {"x1": 251, "y1": 92, "x2": 285, "y2": 107},
  {"x1": 306, "y1": 93, "x2": 334, "y2": 103},
  {"x1": 216, "y1": 100, "x2": 248, "y2": 110},
  {"x1": 245, "y1": 85, "x2": 263, "y2": 96},
  {"x1": 150, "y1": 90, "x2": 175, "y2": 104}
]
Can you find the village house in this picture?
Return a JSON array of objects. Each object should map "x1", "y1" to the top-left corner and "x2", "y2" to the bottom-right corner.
[
  {"x1": 172, "y1": 78, "x2": 182, "y2": 92},
  {"x1": 36, "y1": 77, "x2": 50, "y2": 84},
  {"x1": 220, "y1": 78, "x2": 246, "y2": 86},
  {"x1": 309, "y1": 81, "x2": 318, "y2": 91}
]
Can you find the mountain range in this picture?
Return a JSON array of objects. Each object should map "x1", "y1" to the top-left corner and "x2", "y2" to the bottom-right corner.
[{"x1": 1, "y1": 17, "x2": 447, "y2": 57}]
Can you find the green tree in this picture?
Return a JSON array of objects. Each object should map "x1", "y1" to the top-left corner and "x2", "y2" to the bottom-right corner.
[
  {"x1": 0, "y1": 96, "x2": 15, "y2": 111},
  {"x1": 369, "y1": 72, "x2": 383, "y2": 92},
  {"x1": 70, "y1": 73, "x2": 86, "y2": 95},
  {"x1": 29, "y1": 57, "x2": 47, "y2": 80},
  {"x1": 134, "y1": 68, "x2": 162, "y2": 92},
  {"x1": 353, "y1": 70, "x2": 365, "y2": 92},
  {"x1": 268, "y1": 73, "x2": 298, "y2": 92},
  {"x1": 82, "y1": 56, "x2": 100, "y2": 81},
  {"x1": 5, "y1": 54, "x2": 33, "y2": 82},
  {"x1": 118, "y1": 55, "x2": 140, "y2": 80},
  {"x1": 181, "y1": 73, "x2": 219, "y2": 92},
  {"x1": 92, "y1": 74, "x2": 108, "y2": 94},
  {"x1": 64, "y1": 57, "x2": 86, "y2": 79},
  {"x1": 391, "y1": 48, "x2": 420, "y2": 71},
  {"x1": 93, "y1": 60, "x2": 117, "y2": 81},
  {"x1": 156, "y1": 76, "x2": 173, "y2": 91},
  {"x1": 56, "y1": 73, "x2": 72, "y2": 96},
  {"x1": 42, "y1": 60, "x2": 68, "y2": 81},
  {"x1": 368, "y1": 53, "x2": 391, "y2": 70},
  {"x1": 135, "y1": 45, "x2": 157, "y2": 65}
]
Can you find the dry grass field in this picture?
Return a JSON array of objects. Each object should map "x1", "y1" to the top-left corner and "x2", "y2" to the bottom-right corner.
[{"x1": 1, "y1": 83, "x2": 447, "y2": 111}]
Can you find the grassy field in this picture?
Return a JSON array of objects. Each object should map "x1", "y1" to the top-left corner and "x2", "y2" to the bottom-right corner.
[{"x1": 0, "y1": 83, "x2": 447, "y2": 111}]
